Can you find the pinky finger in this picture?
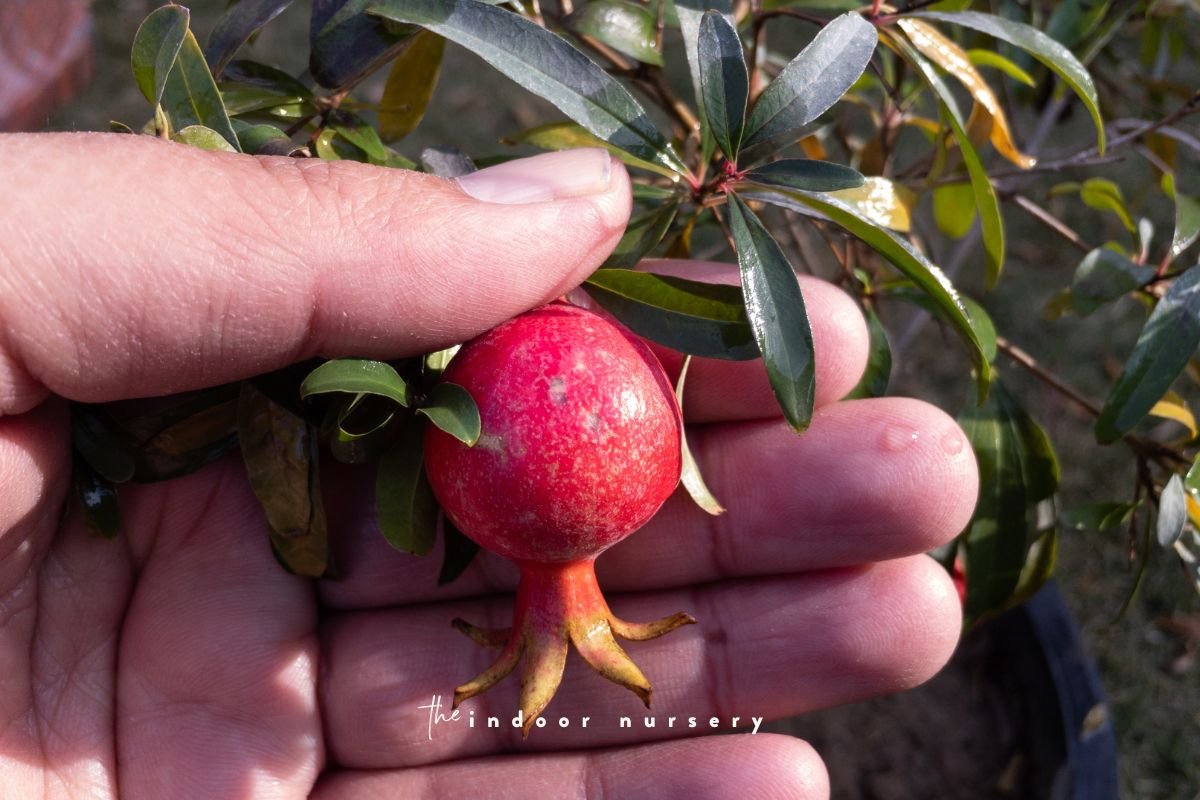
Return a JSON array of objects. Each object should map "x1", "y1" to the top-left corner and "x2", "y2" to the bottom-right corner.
[{"x1": 311, "y1": 733, "x2": 829, "y2": 800}]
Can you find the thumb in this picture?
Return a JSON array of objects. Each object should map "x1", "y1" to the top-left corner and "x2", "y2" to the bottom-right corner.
[{"x1": 0, "y1": 134, "x2": 632, "y2": 414}]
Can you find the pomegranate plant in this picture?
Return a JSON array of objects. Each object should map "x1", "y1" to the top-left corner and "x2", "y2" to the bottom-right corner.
[{"x1": 424, "y1": 303, "x2": 693, "y2": 734}]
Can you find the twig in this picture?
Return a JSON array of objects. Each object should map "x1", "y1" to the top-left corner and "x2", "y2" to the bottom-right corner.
[
  {"x1": 1008, "y1": 193, "x2": 1092, "y2": 254},
  {"x1": 753, "y1": 8, "x2": 829, "y2": 28}
]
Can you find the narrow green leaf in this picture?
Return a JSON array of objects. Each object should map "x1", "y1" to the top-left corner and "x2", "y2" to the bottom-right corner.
[
  {"x1": 417, "y1": 382, "x2": 481, "y2": 446},
  {"x1": 1096, "y1": 264, "x2": 1200, "y2": 444},
  {"x1": 845, "y1": 305, "x2": 891, "y2": 399},
  {"x1": 676, "y1": 356, "x2": 726, "y2": 515},
  {"x1": 221, "y1": 60, "x2": 314, "y2": 96},
  {"x1": 1059, "y1": 501, "x2": 1139, "y2": 532},
  {"x1": 237, "y1": 382, "x2": 329, "y2": 577},
  {"x1": 1157, "y1": 474, "x2": 1187, "y2": 548},
  {"x1": 741, "y1": 12, "x2": 877, "y2": 164},
  {"x1": 438, "y1": 515, "x2": 480, "y2": 585},
  {"x1": 172, "y1": 124, "x2": 238, "y2": 151},
  {"x1": 741, "y1": 159, "x2": 864, "y2": 193},
  {"x1": 585, "y1": 268, "x2": 758, "y2": 360},
  {"x1": 882, "y1": 284, "x2": 997, "y2": 364},
  {"x1": 379, "y1": 30, "x2": 445, "y2": 141},
  {"x1": 1080, "y1": 177, "x2": 1135, "y2": 231},
  {"x1": 376, "y1": 417, "x2": 438, "y2": 555},
  {"x1": 74, "y1": 464, "x2": 122, "y2": 539},
  {"x1": 966, "y1": 47, "x2": 1035, "y2": 86},
  {"x1": 933, "y1": 183, "x2": 977, "y2": 239},
  {"x1": 205, "y1": 0, "x2": 296, "y2": 78},
  {"x1": 603, "y1": 201, "x2": 680, "y2": 268},
  {"x1": 674, "y1": 0, "x2": 733, "y2": 124},
  {"x1": 911, "y1": 11, "x2": 1105, "y2": 154},
  {"x1": 737, "y1": 182, "x2": 992, "y2": 395},
  {"x1": 725, "y1": 194, "x2": 815, "y2": 431},
  {"x1": 368, "y1": 0, "x2": 685, "y2": 173},
  {"x1": 566, "y1": 0, "x2": 663, "y2": 66},
  {"x1": 131, "y1": 4, "x2": 189, "y2": 106},
  {"x1": 698, "y1": 11, "x2": 748, "y2": 161},
  {"x1": 1165, "y1": 173, "x2": 1200, "y2": 260},
  {"x1": 324, "y1": 393, "x2": 398, "y2": 464},
  {"x1": 311, "y1": 0, "x2": 416, "y2": 89},
  {"x1": 219, "y1": 85, "x2": 312, "y2": 115},
  {"x1": 505, "y1": 122, "x2": 680, "y2": 180},
  {"x1": 301, "y1": 358, "x2": 410, "y2": 407},
  {"x1": 890, "y1": 32, "x2": 1004, "y2": 287},
  {"x1": 958, "y1": 378, "x2": 1060, "y2": 620},
  {"x1": 233, "y1": 121, "x2": 299, "y2": 155},
  {"x1": 1070, "y1": 247, "x2": 1154, "y2": 316},
  {"x1": 328, "y1": 110, "x2": 390, "y2": 163},
  {"x1": 160, "y1": 27, "x2": 242, "y2": 151}
]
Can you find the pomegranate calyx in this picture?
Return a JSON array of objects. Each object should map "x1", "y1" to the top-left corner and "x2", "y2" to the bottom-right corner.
[{"x1": 451, "y1": 559, "x2": 695, "y2": 737}]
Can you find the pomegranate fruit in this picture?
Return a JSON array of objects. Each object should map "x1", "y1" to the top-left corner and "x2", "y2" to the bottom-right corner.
[{"x1": 424, "y1": 303, "x2": 694, "y2": 736}]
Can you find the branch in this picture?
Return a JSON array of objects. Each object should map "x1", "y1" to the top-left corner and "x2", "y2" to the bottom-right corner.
[{"x1": 1007, "y1": 193, "x2": 1092, "y2": 254}]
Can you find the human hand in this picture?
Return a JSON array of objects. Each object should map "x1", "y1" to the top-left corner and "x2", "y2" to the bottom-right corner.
[{"x1": 0, "y1": 134, "x2": 976, "y2": 798}]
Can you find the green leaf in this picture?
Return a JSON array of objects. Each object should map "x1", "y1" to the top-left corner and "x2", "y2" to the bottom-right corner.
[
  {"x1": 172, "y1": 124, "x2": 239, "y2": 151},
  {"x1": 232, "y1": 121, "x2": 298, "y2": 155},
  {"x1": 219, "y1": 85, "x2": 312, "y2": 116},
  {"x1": 845, "y1": 305, "x2": 891, "y2": 399},
  {"x1": 1059, "y1": 501, "x2": 1138, "y2": 532},
  {"x1": 1157, "y1": 474, "x2": 1187, "y2": 548},
  {"x1": 725, "y1": 194, "x2": 815, "y2": 432},
  {"x1": 585, "y1": 268, "x2": 758, "y2": 360},
  {"x1": 741, "y1": 12, "x2": 877, "y2": 164},
  {"x1": 237, "y1": 382, "x2": 329, "y2": 577},
  {"x1": 566, "y1": 0, "x2": 663, "y2": 66},
  {"x1": 674, "y1": 0, "x2": 733, "y2": 124},
  {"x1": 698, "y1": 11, "x2": 748, "y2": 161},
  {"x1": 741, "y1": 159, "x2": 864, "y2": 193},
  {"x1": 603, "y1": 201, "x2": 680, "y2": 268},
  {"x1": 889, "y1": 31, "x2": 1004, "y2": 287},
  {"x1": 324, "y1": 393, "x2": 398, "y2": 464},
  {"x1": 965, "y1": 47, "x2": 1035, "y2": 86},
  {"x1": 376, "y1": 417, "x2": 438, "y2": 555},
  {"x1": 882, "y1": 285, "x2": 998, "y2": 364},
  {"x1": 933, "y1": 183, "x2": 977, "y2": 239},
  {"x1": 131, "y1": 4, "x2": 189, "y2": 106},
  {"x1": 738, "y1": 183, "x2": 992, "y2": 395},
  {"x1": 205, "y1": 0, "x2": 296, "y2": 78},
  {"x1": 1096, "y1": 264, "x2": 1200, "y2": 444},
  {"x1": 328, "y1": 110, "x2": 390, "y2": 163},
  {"x1": 311, "y1": 0, "x2": 416, "y2": 89},
  {"x1": 74, "y1": 463, "x2": 122, "y2": 539},
  {"x1": 417, "y1": 382, "x2": 481, "y2": 446},
  {"x1": 911, "y1": 11, "x2": 1105, "y2": 154},
  {"x1": 505, "y1": 122, "x2": 681, "y2": 180},
  {"x1": 438, "y1": 515, "x2": 480, "y2": 585},
  {"x1": 1165, "y1": 173, "x2": 1200, "y2": 261},
  {"x1": 160, "y1": 27, "x2": 242, "y2": 151},
  {"x1": 301, "y1": 358, "x2": 411, "y2": 407},
  {"x1": 221, "y1": 60, "x2": 314, "y2": 96},
  {"x1": 676, "y1": 356, "x2": 726, "y2": 515},
  {"x1": 368, "y1": 0, "x2": 685, "y2": 174},
  {"x1": 420, "y1": 145, "x2": 476, "y2": 176},
  {"x1": 379, "y1": 29, "x2": 445, "y2": 141},
  {"x1": 1070, "y1": 247, "x2": 1154, "y2": 316},
  {"x1": 958, "y1": 378, "x2": 1060, "y2": 620},
  {"x1": 1080, "y1": 177, "x2": 1135, "y2": 232}
]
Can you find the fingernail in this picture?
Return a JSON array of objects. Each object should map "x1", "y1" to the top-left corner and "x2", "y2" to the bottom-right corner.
[{"x1": 455, "y1": 148, "x2": 613, "y2": 204}]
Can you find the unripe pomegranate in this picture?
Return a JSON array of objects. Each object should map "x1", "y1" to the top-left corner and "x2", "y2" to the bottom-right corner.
[{"x1": 424, "y1": 303, "x2": 694, "y2": 736}]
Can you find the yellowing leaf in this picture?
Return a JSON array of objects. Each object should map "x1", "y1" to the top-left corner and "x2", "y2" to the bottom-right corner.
[
  {"x1": 379, "y1": 30, "x2": 445, "y2": 142},
  {"x1": 897, "y1": 19, "x2": 1036, "y2": 170},
  {"x1": 798, "y1": 134, "x2": 826, "y2": 160},
  {"x1": 829, "y1": 176, "x2": 916, "y2": 232},
  {"x1": 1186, "y1": 494, "x2": 1200, "y2": 531},
  {"x1": 1150, "y1": 391, "x2": 1198, "y2": 440}
]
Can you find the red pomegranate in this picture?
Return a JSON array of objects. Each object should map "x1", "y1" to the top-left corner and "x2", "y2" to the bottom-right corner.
[{"x1": 424, "y1": 303, "x2": 693, "y2": 736}]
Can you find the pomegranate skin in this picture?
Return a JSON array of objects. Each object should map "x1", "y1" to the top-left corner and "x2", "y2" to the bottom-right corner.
[{"x1": 424, "y1": 303, "x2": 683, "y2": 563}]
